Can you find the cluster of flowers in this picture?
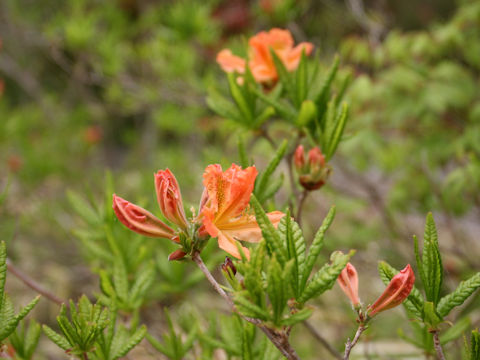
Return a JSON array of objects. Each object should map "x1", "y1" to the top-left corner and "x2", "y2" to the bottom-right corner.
[{"x1": 113, "y1": 164, "x2": 283, "y2": 260}]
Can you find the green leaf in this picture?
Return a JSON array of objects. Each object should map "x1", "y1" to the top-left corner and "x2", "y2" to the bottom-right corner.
[
  {"x1": 267, "y1": 256, "x2": 286, "y2": 325},
  {"x1": 437, "y1": 272, "x2": 480, "y2": 317},
  {"x1": 42, "y1": 325, "x2": 71, "y2": 350},
  {"x1": 250, "y1": 196, "x2": 287, "y2": 264},
  {"x1": 270, "y1": 50, "x2": 295, "y2": 101},
  {"x1": 67, "y1": 190, "x2": 101, "y2": 225},
  {"x1": 0, "y1": 296, "x2": 40, "y2": 341},
  {"x1": 439, "y1": 317, "x2": 470, "y2": 345},
  {"x1": 324, "y1": 102, "x2": 349, "y2": 160},
  {"x1": 295, "y1": 50, "x2": 308, "y2": 107},
  {"x1": 471, "y1": 330, "x2": 480, "y2": 360},
  {"x1": 111, "y1": 325, "x2": 147, "y2": 359},
  {"x1": 228, "y1": 73, "x2": 253, "y2": 123},
  {"x1": 206, "y1": 88, "x2": 242, "y2": 123},
  {"x1": 129, "y1": 262, "x2": 155, "y2": 306},
  {"x1": 113, "y1": 258, "x2": 129, "y2": 303},
  {"x1": 423, "y1": 301, "x2": 443, "y2": 328},
  {"x1": 422, "y1": 213, "x2": 443, "y2": 305},
  {"x1": 299, "y1": 250, "x2": 353, "y2": 304},
  {"x1": 281, "y1": 308, "x2": 313, "y2": 326},
  {"x1": 234, "y1": 294, "x2": 270, "y2": 321},
  {"x1": 278, "y1": 214, "x2": 306, "y2": 298},
  {"x1": 296, "y1": 100, "x2": 317, "y2": 127},
  {"x1": 237, "y1": 135, "x2": 250, "y2": 168},
  {"x1": 301, "y1": 206, "x2": 335, "y2": 293},
  {"x1": 255, "y1": 140, "x2": 288, "y2": 200}
]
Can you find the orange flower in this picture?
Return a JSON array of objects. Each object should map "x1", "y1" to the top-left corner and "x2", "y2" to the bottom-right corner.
[
  {"x1": 113, "y1": 194, "x2": 177, "y2": 241},
  {"x1": 216, "y1": 28, "x2": 314, "y2": 84},
  {"x1": 337, "y1": 262, "x2": 361, "y2": 307},
  {"x1": 155, "y1": 169, "x2": 188, "y2": 230},
  {"x1": 367, "y1": 264, "x2": 415, "y2": 317},
  {"x1": 199, "y1": 164, "x2": 284, "y2": 259}
]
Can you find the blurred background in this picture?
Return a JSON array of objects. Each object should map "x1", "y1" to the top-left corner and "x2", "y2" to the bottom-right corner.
[{"x1": 0, "y1": 0, "x2": 479, "y2": 358}]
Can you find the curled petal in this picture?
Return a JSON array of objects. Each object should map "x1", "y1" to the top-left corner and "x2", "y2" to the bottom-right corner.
[
  {"x1": 155, "y1": 169, "x2": 188, "y2": 229},
  {"x1": 284, "y1": 42, "x2": 314, "y2": 71},
  {"x1": 112, "y1": 194, "x2": 177, "y2": 241},
  {"x1": 337, "y1": 263, "x2": 360, "y2": 306},
  {"x1": 216, "y1": 49, "x2": 246, "y2": 73},
  {"x1": 367, "y1": 264, "x2": 415, "y2": 317}
]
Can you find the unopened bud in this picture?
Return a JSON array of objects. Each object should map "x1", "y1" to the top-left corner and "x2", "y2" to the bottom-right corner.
[
  {"x1": 221, "y1": 257, "x2": 237, "y2": 277},
  {"x1": 294, "y1": 145, "x2": 306, "y2": 171},
  {"x1": 294, "y1": 145, "x2": 330, "y2": 191},
  {"x1": 367, "y1": 264, "x2": 415, "y2": 317},
  {"x1": 168, "y1": 249, "x2": 187, "y2": 261},
  {"x1": 337, "y1": 263, "x2": 361, "y2": 307}
]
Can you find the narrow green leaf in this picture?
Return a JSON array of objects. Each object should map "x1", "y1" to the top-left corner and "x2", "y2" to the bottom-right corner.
[
  {"x1": 253, "y1": 87, "x2": 297, "y2": 121},
  {"x1": 67, "y1": 190, "x2": 100, "y2": 225},
  {"x1": 295, "y1": 50, "x2": 308, "y2": 107},
  {"x1": 471, "y1": 330, "x2": 480, "y2": 360},
  {"x1": 112, "y1": 325, "x2": 147, "y2": 359},
  {"x1": 270, "y1": 50, "x2": 295, "y2": 101},
  {"x1": 255, "y1": 139, "x2": 288, "y2": 197},
  {"x1": 437, "y1": 272, "x2": 480, "y2": 317},
  {"x1": 234, "y1": 295, "x2": 270, "y2": 321},
  {"x1": 42, "y1": 325, "x2": 71, "y2": 350},
  {"x1": 258, "y1": 175, "x2": 284, "y2": 203},
  {"x1": 228, "y1": 73, "x2": 252, "y2": 123},
  {"x1": 280, "y1": 308, "x2": 313, "y2": 326},
  {"x1": 422, "y1": 213, "x2": 443, "y2": 304},
  {"x1": 267, "y1": 256, "x2": 286, "y2": 325},
  {"x1": 325, "y1": 103, "x2": 349, "y2": 160},
  {"x1": 250, "y1": 196, "x2": 287, "y2": 264},
  {"x1": 146, "y1": 332, "x2": 172, "y2": 358},
  {"x1": 206, "y1": 88, "x2": 242, "y2": 123},
  {"x1": 423, "y1": 301, "x2": 443, "y2": 328},
  {"x1": 440, "y1": 317, "x2": 470, "y2": 345},
  {"x1": 113, "y1": 259, "x2": 129, "y2": 303},
  {"x1": 129, "y1": 262, "x2": 155, "y2": 305},
  {"x1": 299, "y1": 250, "x2": 353, "y2": 304},
  {"x1": 313, "y1": 55, "x2": 340, "y2": 105},
  {"x1": 237, "y1": 136, "x2": 250, "y2": 168},
  {"x1": 301, "y1": 206, "x2": 336, "y2": 293}
]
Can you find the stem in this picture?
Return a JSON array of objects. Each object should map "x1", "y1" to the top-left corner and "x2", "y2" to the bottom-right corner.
[
  {"x1": 6, "y1": 258, "x2": 65, "y2": 306},
  {"x1": 192, "y1": 252, "x2": 300, "y2": 359},
  {"x1": 296, "y1": 190, "x2": 309, "y2": 227},
  {"x1": 343, "y1": 324, "x2": 367, "y2": 360},
  {"x1": 303, "y1": 320, "x2": 342, "y2": 359},
  {"x1": 82, "y1": 352, "x2": 89, "y2": 360},
  {"x1": 432, "y1": 330, "x2": 446, "y2": 360}
]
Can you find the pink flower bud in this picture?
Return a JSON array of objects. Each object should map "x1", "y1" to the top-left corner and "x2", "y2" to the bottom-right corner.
[
  {"x1": 367, "y1": 264, "x2": 415, "y2": 317},
  {"x1": 294, "y1": 145, "x2": 306, "y2": 171},
  {"x1": 112, "y1": 194, "x2": 177, "y2": 241},
  {"x1": 337, "y1": 263, "x2": 360, "y2": 307},
  {"x1": 155, "y1": 169, "x2": 188, "y2": 229},
  {"x1": 307, "y1": 147, "x2": 325, "y2": 170},
  {"x1": 168, "y1": 249, "x2": 187, "y2": 261}
]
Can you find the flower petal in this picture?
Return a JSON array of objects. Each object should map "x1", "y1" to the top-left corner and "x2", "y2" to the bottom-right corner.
[
  {"x1": 155, "y1": 169, "x2": 188, "y2": 229},
  {"x1": 112, "y1": 194, "x2": 177, "y2": 241},
  {"x1": 217, "y1": 230, "x2": 250, "y2": 260},
  {"x1": 217, "y1": 49, "x2": 246, "y2": 73}
]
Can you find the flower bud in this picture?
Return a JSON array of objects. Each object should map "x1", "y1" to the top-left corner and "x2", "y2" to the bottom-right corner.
[
  {"x1": 155, "y1": 169, "x2": 188, "y2": 230},
  {"x1": 294, "y1": 145, "x2": 306, "y2": 171},
  {"x1": 294, "y1": 145, "x2": 331, "y2": 190},
  {"x1": 221, "y1": 257, "x2": 237, "y2": 277},
  {"x1": 112, "y1": 194, "x2": 177, "y2": 241},
  {"x1": 367, "y1": 264, "x2": 415, "y2": 317},
  {"x1": 337, "y1": 262, "x2": 360, "y2": 307},
  {"x1": 168, "y1": 249, "x2": 187, "y2": 261}
]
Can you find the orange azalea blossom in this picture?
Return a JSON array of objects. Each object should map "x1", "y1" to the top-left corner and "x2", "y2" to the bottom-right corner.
[
  {"x1": 217, "y1": 28, "x2": 314, "y2": 84},
  {"x1": 337, "y1": 262, "x2": 361, "y2": 307},
  {"x1": 199, "y1": 164, "x2": 284, "y2": 259},
  {"x1": 367, "y1": 264, "x2": 415, "y2": 317}
]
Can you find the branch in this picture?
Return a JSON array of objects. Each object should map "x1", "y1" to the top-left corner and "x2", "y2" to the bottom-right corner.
[
  {"x1": 296, "y1": 190, "x2": 309, "y2": 227},
  {"x1": 432, "y1": 330, "x2": 446, "y2": 360},
  {"x1": 6, "y1": 258, "x2": 65, "y2": 306},
  {"x1": 343, "y1": 324, "x2": 367, "y2": 360},
  {"x1": 192, "y1": 252, "x2": 300, "y2": 359},
  {"x1": 303, "y1": 320, "x2": 342, "y2": 359}
]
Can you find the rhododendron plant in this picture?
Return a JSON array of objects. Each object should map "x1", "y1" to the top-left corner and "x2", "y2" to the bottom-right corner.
[{"x1": 217, "y1": 28, "x2": 313, "y2": 84}]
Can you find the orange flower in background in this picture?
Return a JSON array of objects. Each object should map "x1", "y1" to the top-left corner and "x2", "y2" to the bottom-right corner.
[
  {"x1": 217, "y1": 28, "x2": 314, "y2": 84},
  {"x1": 199, "y1": 164, "x2": 284, "y2": 259},
  {"x1": 367, "y1": 264, "x2": 415, "y2": 317}
]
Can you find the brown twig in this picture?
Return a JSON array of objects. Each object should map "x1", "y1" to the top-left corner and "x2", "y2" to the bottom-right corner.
[
  {"x1": 296, "y1": 190, "x2": 309, "y2": 227},
  {"x1": 303, "y1": 320, "x2": 342, "y2": 359},
  {"x1": 343, "y1": 324, "x2": 367, "y2": 360},
  {"x1": 432, "y1": 330, "x2": 446, "y2": 360},
  {"x1": 6, "y1": 258, "x2": 65, "y2": 306},
  {"x1": 192, "y1": 252, "x2": 300, "y2": 359}
]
